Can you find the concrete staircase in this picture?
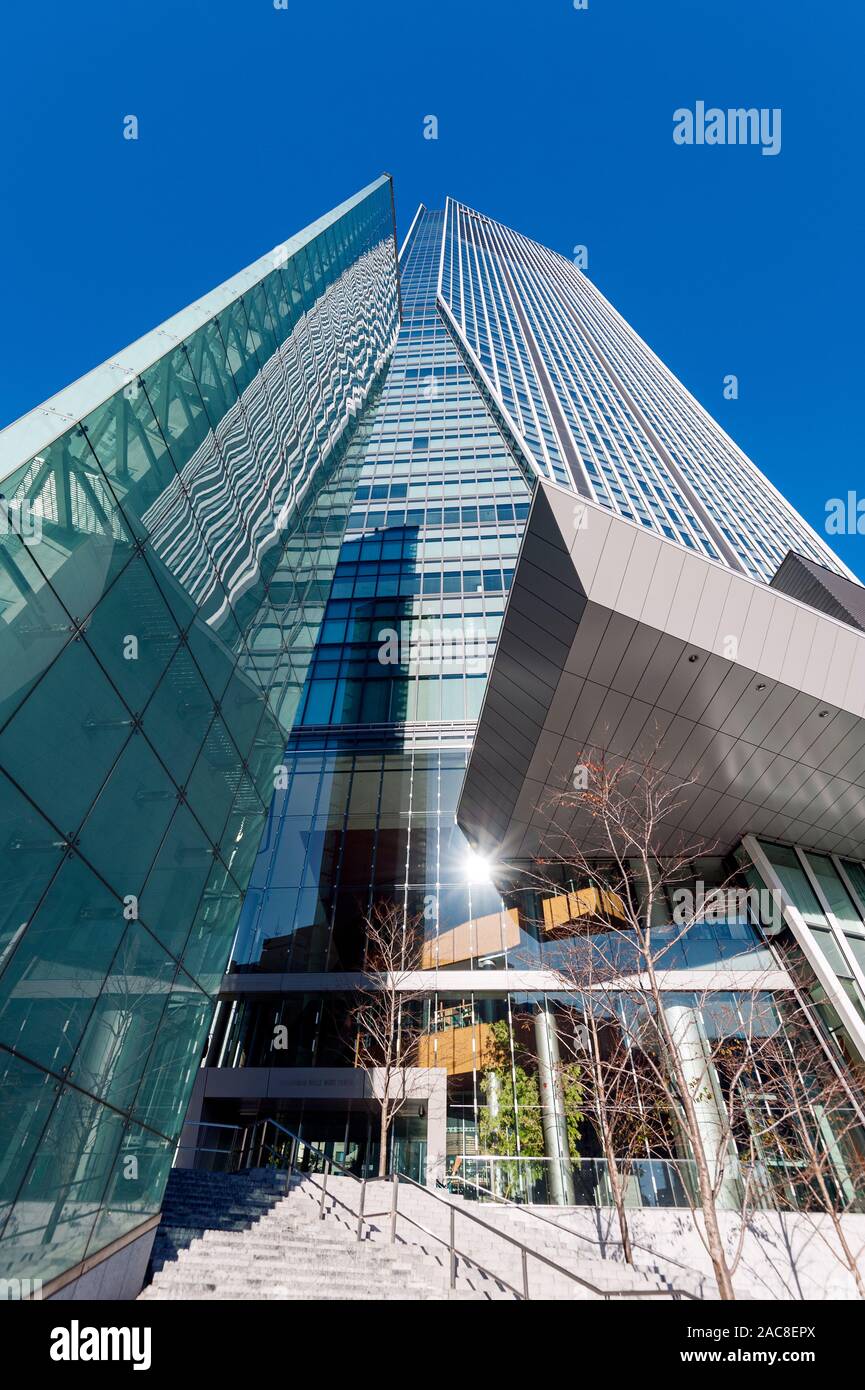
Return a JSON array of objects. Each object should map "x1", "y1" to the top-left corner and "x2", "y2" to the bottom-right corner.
[
  {"x1": 140, "y1": 1167, "x2": 694, "y2": 1301},
  {"x1": 139, "y1": 1168, "x2": 516, "y2": 1301},
  {"x1": 322, "y1": 1176, "x2": 697, "y2": 1300}
]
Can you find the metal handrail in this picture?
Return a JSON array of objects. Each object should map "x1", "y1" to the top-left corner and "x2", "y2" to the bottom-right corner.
[
  {"x1": 444, "y1": 1167, "x2": 618, "y2": 1249},
  {"x1": 363, "y1": 1172, "x2": 525, "y2": 1300},
  {"x1": 249, "y1": 1121, "x2": 549, "y2": 1299},
  {"x1": 442, "y1": 1156, "x2": 701, "y2": 1263},
  {"x1": 177, "y1": 1117, "x2": 695, "y2": 1300},
  {"x1": 440, "y1": 1168, "x2": 708, "y2": 1285}
]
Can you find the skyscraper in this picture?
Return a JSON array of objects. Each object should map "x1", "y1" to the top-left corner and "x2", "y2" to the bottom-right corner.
[
  {"x1": 192, "y1": 203, "x2": 533, "y2": 1185},
  {"x1": 2, "y1": 181, "x2": 865, "y2": 1298},
  {"x1": 190, "y1": 201, "x2": 865, "y2": 1215},
  {"x1": 438, "y1": 200, "x2": 851, "y2": 584}
]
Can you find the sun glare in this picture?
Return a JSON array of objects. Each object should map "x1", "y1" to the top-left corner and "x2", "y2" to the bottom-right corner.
[{"x1": 465, "y1": 848, "x2": 493, "y2": 885}]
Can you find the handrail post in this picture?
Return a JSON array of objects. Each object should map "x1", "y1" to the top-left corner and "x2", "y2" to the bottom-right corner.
[
  {"x1": 449, "y1": 1204, "x2": 456, "y2": 1290},
  {"x1": 319, "y1": 1156, "x2": 330, "y2": 1220},
  {"x1": 286, "y1": 1135, "x2": 297, "y2": 1196},
  {"x1": 357, "y1": 1179, "x2": 366, "y2": 1243},
  {"x1": 522, "y1": 1247, "x2": 529, "y2": 1300},
  {"x1": 390, "y1": 1171, "x2": 398, "y2": 1244}
]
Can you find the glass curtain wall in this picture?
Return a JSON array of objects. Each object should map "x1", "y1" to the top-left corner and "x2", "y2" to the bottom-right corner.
[
  {"x1": 746, "y1": 841, "x2": 865, "y2": 1062},
  {"x1": 0, "y1": 178, "x2": 399, "y2": 1287},
  {"x1": 439, "y1": 200, "x2": 849, "y2": 584},
  {"x1": 197, "y1": 205, "x2": 865, "y2": 1210},
  {"x1": 229, "y1": 205, "x2": 532, "y2": 995},
  {"x1": 213, "y1": 208, "x2": 532, "y2": 1171}
]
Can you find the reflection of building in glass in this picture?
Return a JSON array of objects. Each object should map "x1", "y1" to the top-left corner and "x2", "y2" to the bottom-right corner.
[
  {"x1": 3, "y1": 184, "x2": 865, "y2": 1297},
  {"x1": 540, "y1": 887, "x2": 626, "y2": 937}
]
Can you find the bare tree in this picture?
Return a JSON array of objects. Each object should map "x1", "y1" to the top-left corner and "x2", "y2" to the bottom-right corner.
[
  {"x1": 347, "y1": 902, "x2": 427, "y2": 1178},
  {"x1": 549, "y1": 934, "x2": 645, "y2": 1266},
  {"x1": 527, "y1": 748, "x2": 847, "y2": 1300},
  {"x1": 741, "y1": 1007, "x2": 865, "y2": 1297}
]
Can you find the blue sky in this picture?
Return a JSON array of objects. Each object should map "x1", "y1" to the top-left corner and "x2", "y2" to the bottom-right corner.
[{"x1": 1, "y1": 0, "x2": 862, "y2": 574}]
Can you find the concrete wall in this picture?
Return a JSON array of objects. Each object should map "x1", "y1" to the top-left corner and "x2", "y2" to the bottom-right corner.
[
  {"x1": 537, "y1": 1205, "x2": 865, "y2": 1300},
  {"x1": 45, "y1": 1225, "x2": 157, "y2": 1302}
]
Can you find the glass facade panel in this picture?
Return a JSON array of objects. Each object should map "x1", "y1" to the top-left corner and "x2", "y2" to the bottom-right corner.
[
  {"x1": 0, "y1": 853, "x2": 127, "y2": 1075},
  {"x1": 89, "y1": 1122, "x2": 174, "y2": 1255},
  {"x1": 2, "y1": 1084, "x2": 126, "y2": 1285},
  {"x1": 0, "y1": 176, "x2": 399, "y2": 1285},
  {"x1": 760, "y1": 843, "x2": 827, "y2": 926},
  {"x1": 841, "y1": 860, "x2": 865, "y2": 917},
  {"x1": 805, "y1": 854, "x2": 865, "y2": 938},
  {"x1": 754, "y1": 841, "x2": 865, "y2": 1050}
]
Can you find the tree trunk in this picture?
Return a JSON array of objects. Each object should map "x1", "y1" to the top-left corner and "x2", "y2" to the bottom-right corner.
[
  {"x1": 378, "y1": 1103, "x2": 389, "y2": 1178},
  {"x1": 602, "y1": 1133, "x2": 634, "y2": 1266},
  {"x1": 687, "y1": 1128, "x2": 737, "y2": 1300},
  {"x1": 812, "y1": 1162, "x2": 865, "y2": 1299},
  {"x1": 588, "y1": 1025, "x2": 634, "y2": 1264},
  {"x1": 832, "y1": 1212, "x2": 865, "y2": 1300}
]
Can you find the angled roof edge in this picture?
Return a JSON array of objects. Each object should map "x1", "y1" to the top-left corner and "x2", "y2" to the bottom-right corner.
[
  {"x1": 0, "y1": 174, "x2": 394, "y2": 483},
  {"x1": 458, "y1": 478, "x2": 865, "y2": 862},
  {"x1": 398, "y1": 202, "x2": 426, "y2": 262}
]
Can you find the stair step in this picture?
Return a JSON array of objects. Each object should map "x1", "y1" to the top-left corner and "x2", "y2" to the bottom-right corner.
[{"x1": 141, "y1": 1167, "x2": 653, "y2": 1302}]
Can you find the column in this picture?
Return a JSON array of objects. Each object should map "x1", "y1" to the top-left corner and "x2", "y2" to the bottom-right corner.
[
  {"x1": 663, "y1": 1000, "x2": 742, "y2": 1210},
  {"x1": 534, "y1": 1000, "x2": 576, "y2": 1205}
]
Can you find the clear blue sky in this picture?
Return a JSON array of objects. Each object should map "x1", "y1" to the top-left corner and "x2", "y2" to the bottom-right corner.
[{"x1": 2, "y1": 0, "x2": 862, "y2": 575}]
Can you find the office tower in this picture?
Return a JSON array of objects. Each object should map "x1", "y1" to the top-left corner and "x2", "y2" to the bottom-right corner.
[
  {"x1": 2, "y1": 183, "x2": 865, "y2": 1296},
  {"x1": 438, "y1": 200, "x2": 852, "y2": 585},
  {"x1": 195, "y1": 204, "x2": 533, "y2": 1183},
  {"x1": 192, "y1": 200, "x2": 865, "y2": 1213}
]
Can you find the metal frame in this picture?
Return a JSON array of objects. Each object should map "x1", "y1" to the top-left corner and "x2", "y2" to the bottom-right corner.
[
  {"x1": 794, "y1": 847, "x2": 865, "y2": 1006},
  {"x1": 742, "y1": 835, "x2": 865, "y2": 1065}
]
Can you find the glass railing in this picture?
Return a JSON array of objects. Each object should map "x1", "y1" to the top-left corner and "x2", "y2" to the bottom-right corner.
[
  {"x1": 173, "y1": 1122, "x2": 252, "y2": 1174},
  {"x1": 444, "y1": 1155, "x2": 711, "y2": 1208}
]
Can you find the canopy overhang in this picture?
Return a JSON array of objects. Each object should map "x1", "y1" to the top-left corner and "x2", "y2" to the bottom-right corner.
[{"x1": 457, "y1": 482, "x2": 865, "y2": 864}]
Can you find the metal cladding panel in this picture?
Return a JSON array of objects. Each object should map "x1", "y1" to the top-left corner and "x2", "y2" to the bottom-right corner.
[
  {"x1": 771, "y1": 550, "x2": 865, "y2": 632},
  {"x1": 458, "y1": 481, "x2": 865, "y2": 863}
]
